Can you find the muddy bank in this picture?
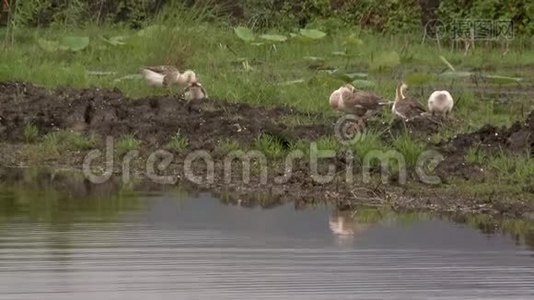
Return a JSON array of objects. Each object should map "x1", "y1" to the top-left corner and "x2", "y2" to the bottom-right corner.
[
  {"x1": 0, "y1": 81, "x2": 533, "y2": 219},
  {"x1": 0, "y1": 81, "x2": 330, "y2": 150}
]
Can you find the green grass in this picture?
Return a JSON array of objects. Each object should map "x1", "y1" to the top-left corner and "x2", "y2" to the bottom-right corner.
[
  {"x1": 464, "y1": 148, "x2": 534, "y2": 188},
  {"x1": 166, "y1": 132, "x2": 189, "y2": 153},
  {"x1": 23, "y1": 123, "x2": 39, "y2": 143},
  {"x1": 1, "y1": 9, "x2": 533, "y2": 124},
  {"x1": 489, "y1": 152, "x2": 534, "y2": 186},
  {"x1": 116, "y1": 134, "x2": 141, "y2": 156},
  {"x1": 21, "y1": 130, "x2": 97, "y2": 161},
  {"x1": 216, "y1": 138, "x2": 242, "y2": 154},
  {"x1": 42, "y1": 130, "x2": 96, "y2": 151},
  {"x1": 351, "y1": 130, "x2": 386, "y2": 160},
  {"x1": 392, "y1": 133, "x2": 426, "y2": 168},
  {"x1": 254, "y1": 134, "x2": 286, "y2": 159}
]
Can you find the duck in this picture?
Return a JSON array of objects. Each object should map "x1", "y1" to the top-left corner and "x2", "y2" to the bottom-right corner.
[
  {"x1": 428, "y1": 90, "x2": 454, "y2": 116},
  {"x1": 391, "y1": 82, "x2": 426, "y2": 120},
  {"x1": 183, "y1": 80, "x2": 208, "y2": 102},
  {"x1": 140, "y1": 65, "x2": 197, "y2": 88},
  {"x1": 329, "y1": 83, "x2": 391, "y2": 117}
]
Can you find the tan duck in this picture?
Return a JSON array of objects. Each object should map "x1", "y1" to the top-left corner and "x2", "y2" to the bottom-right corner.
[
  {"x1": 140, "y1": 65, "x2": 197, "y2": 88},
  {"x1": 391, "y1": 82, "x2": 426, "y2": 120},
  {"x1": 428, "y1": 90, "x2": 454, "y2": 116},
  {"x1": 183, "y1": 80, "x2": 208, "y2": 102},
  {"x1": 329, "y1": 83, "x2": 391, "y2": 117}
]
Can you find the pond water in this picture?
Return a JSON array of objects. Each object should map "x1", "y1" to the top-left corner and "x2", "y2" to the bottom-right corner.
[{"x1": 0, "y1": 169, "x2": 534, "y2": 299}]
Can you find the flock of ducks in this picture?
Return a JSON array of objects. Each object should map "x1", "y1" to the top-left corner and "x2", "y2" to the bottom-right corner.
[
  {"x1": 140, "y1": 64, "x2": 454, "y2": 123},
  {"x1": 330, "y1": 81, "x2": 454, "y2": 121}
]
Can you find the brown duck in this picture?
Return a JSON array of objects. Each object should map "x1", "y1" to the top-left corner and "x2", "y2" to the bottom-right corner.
[
  {"x1": 329, "y1": 84, "x2": 391, "y2": 117},
  {"x1": 391, "y1": 82, "x2": 426, "y2": 120}
]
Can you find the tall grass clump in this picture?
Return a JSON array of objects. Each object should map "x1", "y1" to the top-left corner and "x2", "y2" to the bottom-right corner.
[
  {"x1": 392, "y1": 133, "x2": 425, "y2": 168},
  {"x1": 166, "y1": 131, "x2": 189, "y2": 153},
  {"x1": 488, "y1": 152, "x2": 534, "y2": 186},
  {"x1": 254, "y1": 133, "x2": 286, "y2": 158},
  {"x1": 351, "y1": 130, "x2": 385, "y2": 160},
  {"x1": 216, "y1": 138, "x2": 242, "y2": 154},
  {"x1": 116, "y1": 134, "x2": 141, "y2": 156},
  {"x1": 23, "y1": 123, "x2": 39, "y2": 143}
]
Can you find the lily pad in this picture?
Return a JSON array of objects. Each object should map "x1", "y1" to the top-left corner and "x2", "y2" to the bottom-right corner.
[
  {"x1": 100, "y1": 35, "x2": 126, "y2": 46},
  {"x1": 60, "y1": 36, "x2": 90, "y2": 51},
  {"x1": 259, "y1": 34, "x2": 287, "y2": 42},
  {"x1": 303, "y1": 56, "x2": 325, "y2": 62},
  {"x1": 482, "y1": 74, "x2": 522, "y2": 84},
  {"x1": 439, "y1": 71, "x2": 473, "y2": 79},
  {"x1": 369, "y1": 51, "x2": 400, "y2": 71},
  {"x1": 234, "y1": 26, "x2": 255, "y2": 42},
  {"x1": 345, "y1": 72, "x2": 368, "y2": 79},
  {"x1": 280, "y1": 79, "x2": 306, "y2": 86},
  {"x1": 344, "y1": 34, "x2": 364, "y2": 46},
  {"x1": 114, "y1": 74, "x2": 143, "y2": 82},
  {"x1": 351, "y1": 79, "x2": 375, "y2": 88},
  {"x1": 137, "y1": 25, "x2": 167, "y2": 36},
  {"x1": 331, "y1": 51, "x2": 348, "y2": 57},
  {"x1": 299, "y1": 29, "x2": 326, "y2": 40},
  {"x1": 37, "y1": 38, "x2": 60, "y2": 52},
  {"x1": 405, "y1": 72, "x2": 438, "y2": 85}
]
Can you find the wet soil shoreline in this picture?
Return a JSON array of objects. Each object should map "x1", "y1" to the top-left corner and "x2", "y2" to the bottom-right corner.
[{"x1": 1, "y1": 81, "x2": 533, "y2": 220}]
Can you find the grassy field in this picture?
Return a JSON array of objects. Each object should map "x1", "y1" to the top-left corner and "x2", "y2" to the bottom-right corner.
[{"x1": 1, "y1": 5, "x2": 533, "y2": 201}]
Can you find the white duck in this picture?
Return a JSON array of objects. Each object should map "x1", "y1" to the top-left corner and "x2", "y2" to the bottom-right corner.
[
  {"x1": 427, "y1": 90, "x2": 454, "y2": 116},
  {"x1": 140, "y1": 65, "x2": 197, "y2": 88}
]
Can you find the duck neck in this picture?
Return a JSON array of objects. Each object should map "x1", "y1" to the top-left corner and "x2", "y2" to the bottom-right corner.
[{"x1": 395, "y1": 83, "x2": 407, "y2": 102}]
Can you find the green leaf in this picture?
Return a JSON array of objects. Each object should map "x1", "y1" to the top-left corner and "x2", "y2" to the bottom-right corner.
[
  {"x1": 438, "y1": 71, "x2": 473, "y2": 79},
  {"x1": 279, "y1": 79, "x2": 306, "y2": 86},
  {"x1": 482, "y1": 74, "x2": 522, "y2": 84},
  {"x1": 137, "y1": 25, "x2": 167, "y2": 36},
  {"x1": 344, "y1": 34, "x2": 364, "y2": 46},
  {"x1": 259, "y1": 34, "x2": 287, "y2": 42},
  {"x1": 405, "y1": 72, "x2": 437, "y2": 85},
  {"x1": 439, "y1": 55, "x2": 456, "y2": 72},
  {"x1": 234, "y1": 26, "x2": 255, "y2": 42},
  {"x1": 369, "y1": 51, "x2": 400, "y2": 72},
  {"x1": 345, "y1": 72, "x2": 368, "y2": 79},
  {"x1": 299, "y1": 29, "x2": 326, "y2": 39},
  {"x1": 60, "y1": 36, "x2": 90, "y2": 52},
  {"x1": 113, "y1": 74, "x2": 143, "y2": 82},
  {"x1": 303, "y1": 56, "x2": 325, "y2": 62},
  {"x1": 100, "y1": 35, "x2": 126, "y2": 46},
  {"x1": 331, "y1": 51, "x2": 348, "y2": 57},
  {"x1": 351, "y1": 79, "x2": 375, "y2": 88},
  {"x1": 37, "y1": 38, "x2": 60, "y2": 52}
]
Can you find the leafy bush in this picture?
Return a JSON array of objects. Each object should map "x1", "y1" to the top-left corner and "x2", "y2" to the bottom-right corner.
[{"x1": 1, "y1": 0, "x2": 532, "y2": 35}]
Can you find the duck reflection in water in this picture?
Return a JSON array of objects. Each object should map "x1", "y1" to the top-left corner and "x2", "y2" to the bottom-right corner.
[{"x1": 328, "y1": 210, "x2": 373, "y2": 239}]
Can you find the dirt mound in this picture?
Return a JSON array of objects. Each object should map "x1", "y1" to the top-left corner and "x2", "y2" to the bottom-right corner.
[
  {"x1": 440, "y1": 112, "x2": 534, "y2": 155},
  {"x1": 0, "y1": 81, "x2": 331, "y2": 150},
  {"x1": 435, "y1": 111, "x2": 533, "y2": 181}
]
